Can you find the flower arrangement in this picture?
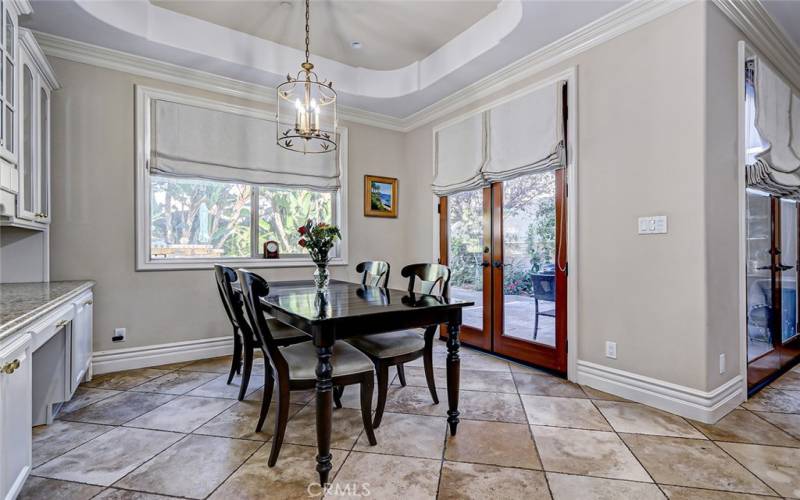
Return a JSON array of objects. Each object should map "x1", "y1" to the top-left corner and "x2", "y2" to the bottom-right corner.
[{"x1": 298, "y1": 220, "x2": 341, "y2": 291}]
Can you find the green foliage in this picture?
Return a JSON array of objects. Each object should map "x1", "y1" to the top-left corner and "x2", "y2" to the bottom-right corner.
[{"x1": 298, "y1": 220, "x2": 341, "y2": 263}]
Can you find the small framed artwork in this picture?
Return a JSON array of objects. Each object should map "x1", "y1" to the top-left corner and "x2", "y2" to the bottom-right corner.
[{"x1": 364, "y1": 175, "x2": 398, "y2": 218}]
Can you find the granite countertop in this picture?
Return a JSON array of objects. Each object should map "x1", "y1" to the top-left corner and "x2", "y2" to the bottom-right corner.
[{"x1": 0, "y1": 280, "x2": 95, "y2": 340}]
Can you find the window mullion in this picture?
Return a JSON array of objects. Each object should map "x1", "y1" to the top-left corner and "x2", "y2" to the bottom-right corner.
[{"x1": 251, "y1": 185, "x2": 260, "y2": 258}]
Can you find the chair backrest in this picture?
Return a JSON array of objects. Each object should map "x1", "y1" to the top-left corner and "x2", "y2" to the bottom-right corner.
[
  {"x1": 215, "y1": 264, "x2": 259, "y2": 347},
  {"x1": 531, "y1": 273, "x2": 556, "y2": 301},
  {"x1": 356, "y1": 261, "x2": 390, "y2": 287},
  {"x1": 236, "y1": 269, "x2": 288, "y2": 374},
  {"x1": 401, "y1": 263, "x2": 451, "y2": 297}
]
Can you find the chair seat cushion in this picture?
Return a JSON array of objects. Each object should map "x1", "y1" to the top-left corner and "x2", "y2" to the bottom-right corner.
[
  {"x1": 280, "y1": 341, "x2": 374, "y2": 381},
  {"x1": 267, "y1": 318, "x2": 307, "y2": 341},
  {"x1": 347, "y1": 330, "x2": 425, "y2": 359}
]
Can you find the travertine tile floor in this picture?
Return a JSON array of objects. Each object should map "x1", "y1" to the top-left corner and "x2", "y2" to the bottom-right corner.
[{"x1": 18, "y1": 341, "x2": 800, "y2": 499}]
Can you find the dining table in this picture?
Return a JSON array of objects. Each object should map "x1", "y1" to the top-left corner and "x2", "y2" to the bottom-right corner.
[{"x1": 248, "y1": 280, "x2": 474, "y2": 485}]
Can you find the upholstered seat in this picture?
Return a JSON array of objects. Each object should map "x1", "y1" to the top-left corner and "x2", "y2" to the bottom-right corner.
[
  {"x1": 347, "y1": 331, "x2": 424, "y2": 359},
  {"x1": 267, "y1": 318, "x2": 307, "y2": 341},
  {"x1": 281, "y1": 341, "x2": 374, "y2": 381}
]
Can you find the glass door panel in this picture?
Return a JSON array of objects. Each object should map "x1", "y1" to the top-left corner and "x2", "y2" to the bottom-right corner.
[
  {"x1": 746, "y1": 189, "x2": 775, "y2": 366},
  {"x1": 780, "y1": 199, "x2": 798, "y2": 345},
  {"x1": 500, "y1": 171, "x2": 557, "y2": 346},
  {"x1": 443, "y1": 188, "x2": 491, "y2": 349}
]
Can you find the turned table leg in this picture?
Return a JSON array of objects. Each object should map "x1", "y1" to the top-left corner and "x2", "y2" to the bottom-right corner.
[
  {"x1": 446, "y1": 320, "x2": 461, "y2": 436},
  {"x1": 315, "y1": 343, "x2": 334, "y2": 486}
]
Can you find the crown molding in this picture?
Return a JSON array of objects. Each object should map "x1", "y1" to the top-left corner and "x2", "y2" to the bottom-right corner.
[
  {"x1": 32, "y1": 31, "x2": 407, "y2": 132},
  {"x1": 32, "y1": 1, "x2": 694, "y2": 133},
  {"x1": 713, "y1": 0, "x2": 800, "y2": 90},
  {"x1": 19, "y1": 29, "x2": 60, "y2": 90},
  {"x1": 395, "y1": 0, "x2": 692, "y2": 130}
]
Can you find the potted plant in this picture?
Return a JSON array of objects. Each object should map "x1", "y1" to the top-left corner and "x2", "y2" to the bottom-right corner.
[{"x1": 298, "y1": 220, "x2": 341, "y2": 292}]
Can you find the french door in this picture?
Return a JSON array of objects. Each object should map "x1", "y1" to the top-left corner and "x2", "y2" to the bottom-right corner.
[
  {"x1": 440, "y1": 169, "x2": 568, "y2": 374},
  {"x1": 746, "y1": 190, "x2": 800, "y2": 391}
]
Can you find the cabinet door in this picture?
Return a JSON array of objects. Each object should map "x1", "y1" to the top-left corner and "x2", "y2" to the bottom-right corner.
[
  {"x1": 0, "y1": 335, "x2": 32, "y2": 500},
  {"x1": 70, "y1": 296, "x2": 93, "y2": 394},
  {"x1": 37, "y1": 84, "x2": 50, "y2": 222},
  {"x1": 0, "y1": 3, "x2": 16, "y2": 163},
  {"x1": 16, "y1": 53, "x2": 33, "y2": 221}
]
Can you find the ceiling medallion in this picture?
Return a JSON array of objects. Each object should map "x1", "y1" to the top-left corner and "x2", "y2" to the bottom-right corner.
[{"x1": 276, "y1": 0, "x2": 337, "y2": 154}]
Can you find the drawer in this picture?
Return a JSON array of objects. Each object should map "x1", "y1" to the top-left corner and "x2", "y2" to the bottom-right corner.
[{"x1": 28, "y1": 304, "x2": 75, "y2": 352}]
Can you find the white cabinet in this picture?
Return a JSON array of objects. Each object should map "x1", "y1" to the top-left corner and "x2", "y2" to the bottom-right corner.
[
  {"x1": 0, "y1": 333, "x2": 31, "y2": 500},
  {"x1": 69, "y1": 294, "x2": 93, "y2": 394},
  {"x1": 15, "y1": 29, "x2": 55, "y2": 225},
  {"x1": 0, "y1": 0, "x2": 21, "y2": 164}
]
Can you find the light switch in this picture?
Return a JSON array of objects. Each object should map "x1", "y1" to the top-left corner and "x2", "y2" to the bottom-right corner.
[{"x1": 638, "y1": 216, "x2": 667, "y2": 235}]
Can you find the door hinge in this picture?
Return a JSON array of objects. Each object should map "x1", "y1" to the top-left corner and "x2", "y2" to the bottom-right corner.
[{"x1": 437, "y1": 203, "x2": 440, "y2": 214}]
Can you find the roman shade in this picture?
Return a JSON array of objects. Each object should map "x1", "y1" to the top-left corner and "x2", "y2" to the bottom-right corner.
[
  {"x1": 746, "y1": 58, "x2": 800, "y2": 198},
  {"x1": 433, "y1": 113, "x2": 486, "y2": 196},
  {"x1": 150, "y1": 99, "x2": 340, "y2": 191},
  {"x1": 484, "y1": 82, "x2": 564, "y2": 184},
  {"x1": 432, "y1": 81, "x2": 565, "y2": 197}
]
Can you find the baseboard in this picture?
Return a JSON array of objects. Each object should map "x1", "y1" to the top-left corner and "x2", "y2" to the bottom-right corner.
[
  {"x1": 92, "y1": 336, "x2": 232, "y2": 375},
  {"x1": 576, "y1": 360, "x2": 746, "y2": 424}
]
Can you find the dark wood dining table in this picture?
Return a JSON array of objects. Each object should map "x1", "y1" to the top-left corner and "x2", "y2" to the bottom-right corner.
[{"x1": 253, "y1": 280, "x2": 473, "y2": 485}]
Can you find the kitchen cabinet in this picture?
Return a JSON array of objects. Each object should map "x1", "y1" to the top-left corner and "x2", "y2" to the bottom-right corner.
[
  {"x1": 0, "y1": 333, "x2": 31, "y2": 500},
  {"x1": 69, "y1": 294, "x2": 93, "y2": 394},
  {"x1": 14, "y1": 29, "x2": 55, "y2": 225}
]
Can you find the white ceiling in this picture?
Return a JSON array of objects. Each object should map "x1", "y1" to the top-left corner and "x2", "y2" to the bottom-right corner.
[
  {"x1": 151, "y1": 0, "x2": 501, "y2": 71},
  {"x1": 22, "y1": 0, "x2": 628, "y2": 118},
  {"x1": 762, "y1": 0, "x2": 800, "y2": 53}
]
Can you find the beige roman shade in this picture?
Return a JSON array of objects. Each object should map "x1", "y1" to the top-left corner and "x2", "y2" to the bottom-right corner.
[
  {"x1": 484, "y1": 82, "x2": 564, "y2": 184},
  {"x1": 150, "y1": 99, "x2": 340, "y2": 191},
  {"x1": 746, "y1": 58, "x2": 800, "y2": 197},
  {"x1": 433, "y1": 113, "x2": 486, "y2": 196},
  {"x1": 432, "y1": 81, "x2": 565, "y2": 196}
]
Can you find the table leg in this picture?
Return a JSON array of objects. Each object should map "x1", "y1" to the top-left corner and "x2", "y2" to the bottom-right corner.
[
  {"x1": 315, "y1": 344, "x2": 333, "y2": 486},
  {"x1": 446, "y1": 321, "x2": 461, "y2": 436}
]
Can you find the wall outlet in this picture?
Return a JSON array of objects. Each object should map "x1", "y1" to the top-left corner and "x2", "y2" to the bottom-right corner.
[
  {"x1": 605, "y1": 341, "x2": 617, "y2": 359},
  {"x1": 719, "y1": 353, "x2": 726, "y2": 374},
  {"x1": 113, "y1": 328, "x2": 126, "y2": 343}
]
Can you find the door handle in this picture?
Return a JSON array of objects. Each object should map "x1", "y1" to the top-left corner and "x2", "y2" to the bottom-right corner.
[
  {"x1": 493, "y1": 261, "x2": 503, "y2": 268},
  {"x1": 779, "y1": 264, "x2": 794, "y2": 271},
  {"x1": 481, "y1": 262, "x2": 490, "y2": 268}
]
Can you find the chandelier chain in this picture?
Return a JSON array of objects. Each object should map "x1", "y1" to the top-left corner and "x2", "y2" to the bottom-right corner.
[{"x1": 304, "y1": 0, "x2": 310, "y2": 65}]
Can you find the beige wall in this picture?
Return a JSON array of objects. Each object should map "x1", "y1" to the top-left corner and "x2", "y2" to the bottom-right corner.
[
  {"x1": 404, "y1": 2, "x2": 720, "y2": 390},
  {"x1": 48, "y1": 58, "x2": 410, "y2": 352}
]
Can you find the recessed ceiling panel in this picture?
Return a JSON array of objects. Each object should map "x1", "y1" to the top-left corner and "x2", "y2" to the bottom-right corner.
[{"x1": 150, "y1": 0, "x2": 500, "y2": 71}]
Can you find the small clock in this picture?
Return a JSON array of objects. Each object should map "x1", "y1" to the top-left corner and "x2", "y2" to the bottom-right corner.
[{"x1": 264, "y1": 241, "x2": 279, "y2": 259}]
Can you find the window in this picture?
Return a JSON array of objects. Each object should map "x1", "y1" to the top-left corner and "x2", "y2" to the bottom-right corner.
[{"x1": 136, "y1": 86, "x2": 347, "y2": 270}]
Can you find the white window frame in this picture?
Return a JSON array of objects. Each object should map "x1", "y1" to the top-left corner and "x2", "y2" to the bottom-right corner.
[{"x1": 135, "y1": 85, "x2": 348, "y2": 271}]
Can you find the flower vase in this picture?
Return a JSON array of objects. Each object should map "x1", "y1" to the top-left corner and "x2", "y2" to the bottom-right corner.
[{"x1": 313, "y1": 262, "x2": 330, "y2": 292}]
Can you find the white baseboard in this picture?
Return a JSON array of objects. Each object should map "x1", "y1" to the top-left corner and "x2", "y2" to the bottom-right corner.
[
  {"x1": 92, "y1": 336, "x2": 232, "y2": 375},
  {"x1": 576, "y1": 360, "x2": 746, "y2": 424}
]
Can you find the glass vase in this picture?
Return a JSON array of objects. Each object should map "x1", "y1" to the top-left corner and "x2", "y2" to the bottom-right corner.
[{"x1": 313, "y1": 262, "x2": 330, "y2": 292}]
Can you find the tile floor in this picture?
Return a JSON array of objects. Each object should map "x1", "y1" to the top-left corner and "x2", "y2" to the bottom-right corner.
[{"x1": 18, "y1": 341, "x2": 800, "y2": 499}]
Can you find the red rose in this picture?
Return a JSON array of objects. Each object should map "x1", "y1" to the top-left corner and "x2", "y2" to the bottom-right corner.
[
  {"x1": 298, "y1": 226, "x2": 307, "y2": 235},
  {"x1": 298, "y1": 239, "x2": 307, "y2": 247}
]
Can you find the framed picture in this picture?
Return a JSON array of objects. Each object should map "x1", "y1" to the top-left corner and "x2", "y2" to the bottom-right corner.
[{"x1": 364, "y1": 175, "x2": 398, "y2": 218}]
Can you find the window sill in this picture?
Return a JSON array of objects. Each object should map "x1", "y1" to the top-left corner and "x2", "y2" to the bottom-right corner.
[{"x1": 136, "y1": 257, "x2": 348, "y2": 272}]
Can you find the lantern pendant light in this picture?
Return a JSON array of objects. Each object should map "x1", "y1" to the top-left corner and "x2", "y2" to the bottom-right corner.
[{"x1": 276, "y1": 0, "x2": 337, "y2": 154}]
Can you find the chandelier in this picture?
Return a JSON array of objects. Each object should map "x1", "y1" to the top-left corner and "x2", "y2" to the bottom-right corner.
[{"x1": 276, "y1": 0, "x2": 337, "y2": 154}]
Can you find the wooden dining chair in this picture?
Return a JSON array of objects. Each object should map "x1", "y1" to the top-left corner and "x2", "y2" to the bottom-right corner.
[
  {"x1": 344, "y1": 263, "x2": 451, "y2": 427},
  {"x1": 357, "y1": 261, "x2": 390, "y2": 287},
  {"x1": 237, "y1": 269, "x2": 377, "y2": 466},
  {"x1": 214, "y1": 265, "x2": 307, "y2": 400}
]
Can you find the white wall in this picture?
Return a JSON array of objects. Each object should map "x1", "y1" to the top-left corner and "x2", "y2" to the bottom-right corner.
[{"x1": 48, "y1": 57, "x2": 411, "y2": 352}]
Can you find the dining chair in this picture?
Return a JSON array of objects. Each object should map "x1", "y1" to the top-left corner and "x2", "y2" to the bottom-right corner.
[
  {"x1": 344, "y1": 263, "x2": 451, "y2": 427},
  {"x1": 531, "y1": 273, "x2": 556, "y2": 340},
  {"x1": 214, "y1": 264, "x2": 307, "y2": 400},
  {"x1": 236, "y1": 269, "x2": 377, "y2": 466},
  {"x1": 356, "y1": 260, "x2": 390, "y2": 287}
]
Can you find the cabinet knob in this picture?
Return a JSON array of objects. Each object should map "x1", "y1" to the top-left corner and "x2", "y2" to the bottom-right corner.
[
  {"x1": 84, "y1": 300, "x2": 93, "y2": 306},
  {"x1": 1, "y1": 359, "x2": 20, "y2": 374},
  {"x1": 56, "y1": 320, "x2": 69, "y2": 328}
]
